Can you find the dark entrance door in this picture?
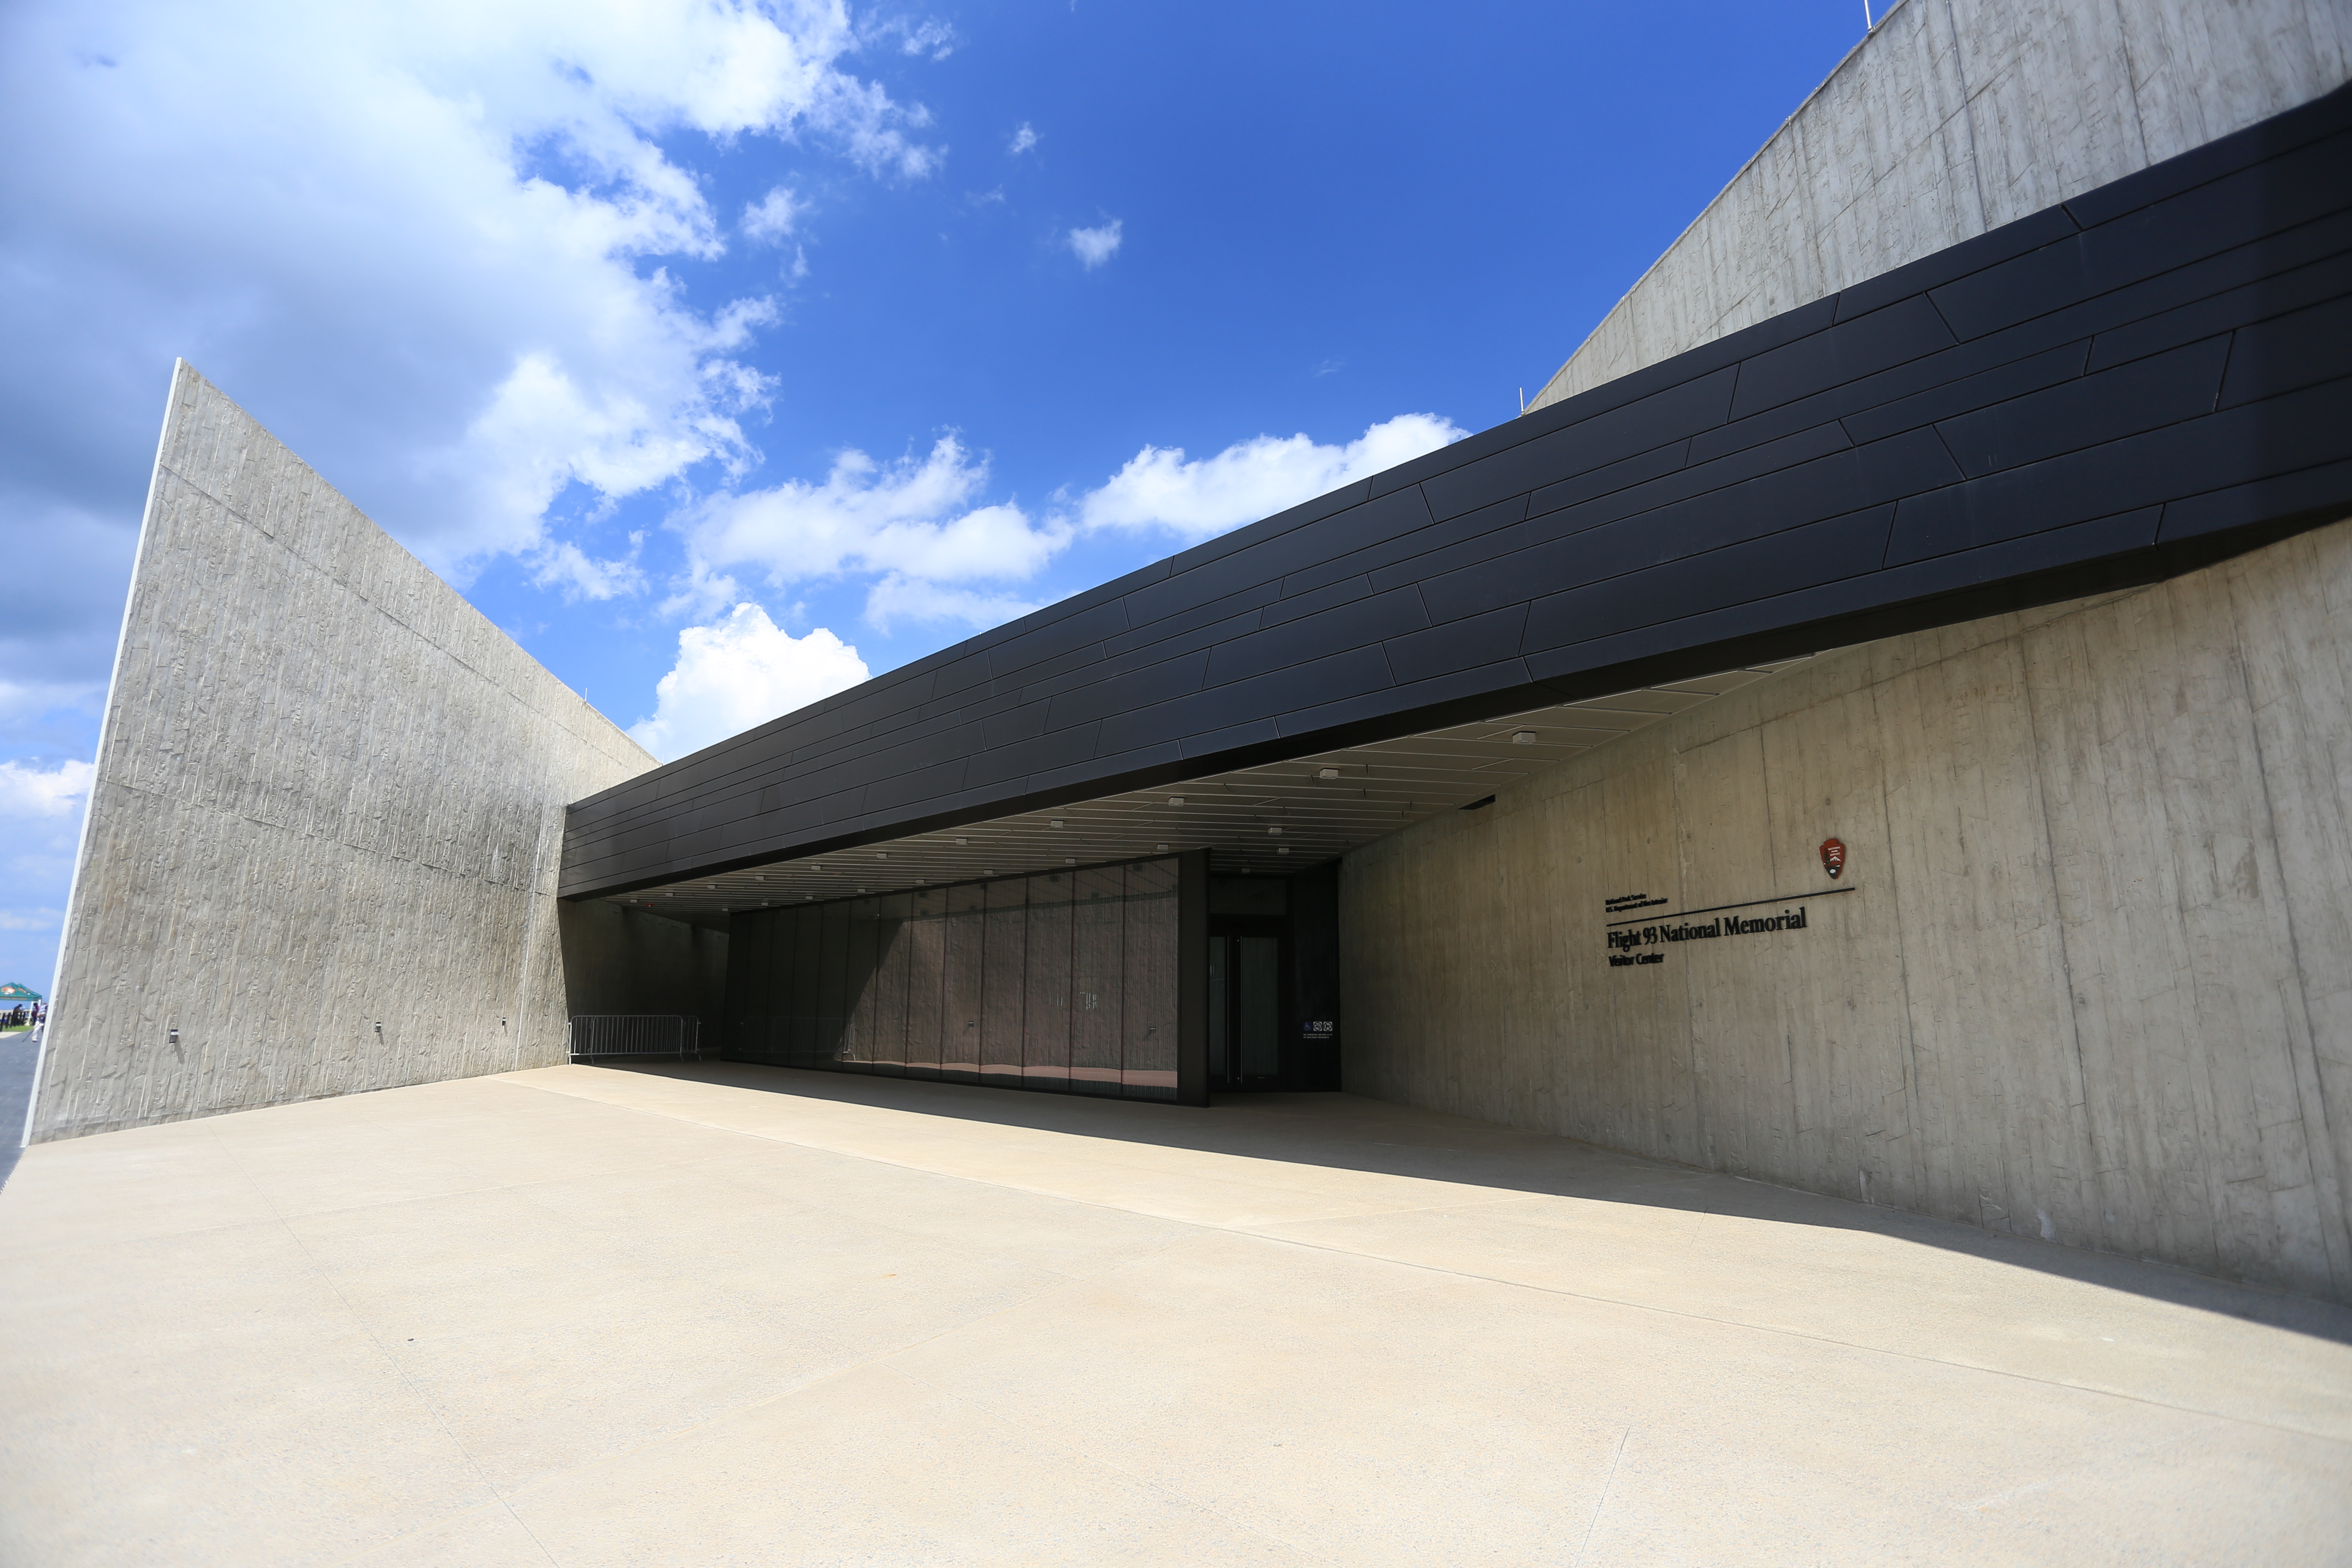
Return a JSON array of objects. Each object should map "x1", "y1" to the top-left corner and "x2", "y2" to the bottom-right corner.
[{"x1": 1207, "y1": 926, "x2": 1286, "y2": 1088}]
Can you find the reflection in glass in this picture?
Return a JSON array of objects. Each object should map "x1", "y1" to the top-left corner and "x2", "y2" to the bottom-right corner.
[
  {"x1": 1122, "y1": 859, "x2": 1178, "y2": 1098},
  {"x1": 1069, "y1": 866, "x2": 1125, "y2": 1096},
  {"x1": 981, "y1": 879, "x2": 1027, "y2": 1085},
  {"x1": 722, "y1": 858, "x2": 1184, "y2": 1103},
  {"x1": 1237, "y1": 936, "x2": 1280, "y2": 1078},
  {"x1": 903, "y1": 887, "x2": 946, "y2": 1078},
  {"x1": 942, "y1": 882, "x2": 986, "y2": 1082},
  {"x1": 789, "y1": 905, "x2": 824, "y2": 1067},
  {"x1": 866, "y1": 892, "x2": 911, "y2": 1075},
  {"x1": 1023, "y1": 872, "x2": 1072, "y2": 1086}
]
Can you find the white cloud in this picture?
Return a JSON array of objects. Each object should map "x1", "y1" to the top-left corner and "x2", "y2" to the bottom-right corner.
[
  {"x1": 864, "y1": 15, "x2": 957, "y2": 60},
  {"x1": 669, "y1": 435, "x2": 1071, "y2": 616},
  {"x1": 0, "y1": 0, "x2": 942, "y2": 598},
  {"x1": 628, "y1": 603, "x2": 870, "y2": 763},
  {"x1": 0, "y1": 759, "x2": 93, "y2": 818},
  {"x1": 743, "y1": 186, "x2": 805, "y2": 245},
  {"x1": 1078, "y1": 413, "x2": 1467, "y2": 540},
  {"x1": 0, "y1": 909, "x2": 64, "y2": 933},
  {"x1": 527, "y1": 538, "x2": 646, "y2": 603},
  {"x1": 1067, "y1": 220, "x2": 1123, "y2": 269},
  {"x1": 898, "y1": 19, "x2": 959, "y2": 59},
  {"x1": 864, "y1": 574, "x2": 1045, "y2": 633},
  {"x1": 1009, "y1": 122, "x2": 1039, "y2": 155}
]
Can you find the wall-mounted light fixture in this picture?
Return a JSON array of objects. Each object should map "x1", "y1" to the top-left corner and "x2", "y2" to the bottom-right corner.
[
  {"x1": 1167, "y1": 796, "x2": 1184, "y2": 807},
  {"x1": 1049, "y1": 819, "x2": 1065, "y2": 829},
  {"x1": 1317, "y1": 767, "x2": 1341, "y2": 780},
  {"x1": 1266, "y1": 825, "x2": 1283, "y2": 835},
  {"x1": 1512, "y1": 730, "x2": 1538, "y2": 745},
  {"x1": 1155, "y1": 842, "x2": 1168, "y2": 852},
  {"x1": 956, "y1": 836, "x2": 968, "y2": 845}
]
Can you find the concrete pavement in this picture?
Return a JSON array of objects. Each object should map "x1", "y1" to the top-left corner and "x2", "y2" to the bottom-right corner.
[{"x1": 3, "y1": 1062, "x2": 2347, "y2": 1565}]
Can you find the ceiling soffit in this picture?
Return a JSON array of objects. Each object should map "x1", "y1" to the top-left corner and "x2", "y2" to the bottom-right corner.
[{"x1": 610, "y1": 661, "x2": 1806, "y2": 918}]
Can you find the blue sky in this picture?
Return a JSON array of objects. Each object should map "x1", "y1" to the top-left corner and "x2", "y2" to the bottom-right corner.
[{"x1": 0, "y1": 0, "x2": 1865, "y2": 989}]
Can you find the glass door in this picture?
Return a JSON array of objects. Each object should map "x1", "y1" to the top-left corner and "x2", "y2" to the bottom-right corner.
[{"x1": 1205, "y1": 931, "x2": 1285, "y2": 1088}]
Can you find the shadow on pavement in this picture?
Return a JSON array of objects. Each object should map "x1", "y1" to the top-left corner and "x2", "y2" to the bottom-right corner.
[{"x1": 592, "y1": 1056, "x2": 2352, "y2": 1347}]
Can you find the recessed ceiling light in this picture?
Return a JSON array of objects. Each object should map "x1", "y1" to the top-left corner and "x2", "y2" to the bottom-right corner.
[
  {"x1": 1167, "y1": 796, "x2": 1184, "y2": 806},
  {"x1": 877, "y1": 851, "x2": 888, "y2": 859},
  {"x1": 1155, "y1": 843, "x2": 1168, "y2": 852},
  {"x1": 1277, "y1": 846, "x2": 1291, "y2": 855},
  {"x1": 956, "y1": 836, "x2": 968, "y2": 845},
  {"x1": 1266, "y1": 826, "x2": 1283, "y2": 835},
  {"x1": 1050, "y1": 819, "x2": 1065, "y2": 828},
  {"x1": 1318, "y1": 767, "x2": 1340, "y2": 780},
  {"x1": 1064, "y1": 857, "x2": 1076, "y2": 865},
  {"x1": 1513, "y1": 731, "x2": 1538, "y2": 744}
]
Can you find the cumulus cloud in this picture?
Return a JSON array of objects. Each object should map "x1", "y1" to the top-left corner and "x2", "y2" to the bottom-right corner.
[
  {"x1": 1078, "y1": 413, "x2": 1467, "y2": 540},
  {"x1": 0, "y1": 757, "x2": 93, "y2": 975},
  {"x1": 0, "y1": 759, "x2": 94, "y2": 819},
  {"x1": 629, "y1": 603, "x2": 870, "y2": 763},
  {"x1": 869, "y1": 15, "x2": 958, "y2": 60},
  {"x1": 0, "y1": 0, "x2": 942, "y2": 605},
  {"x1": 865, "y1": 574, "x2": 1046, "y2": 633},
  {"x1": 1009, "y1": 122, "x2": 1039, "y2": 155},
  {"x1": 743, "y1": 186, "x2": 805, "y2": 245},
  {"x1": 669, "y1": 435, "x2": 1069, "y2": 617},
  {"x1": 527, "y1": 539, "x2": 646, "y2": 603},
  {"x1": 1067, "y1": 220, "x2": 1123, "y2": 269}
]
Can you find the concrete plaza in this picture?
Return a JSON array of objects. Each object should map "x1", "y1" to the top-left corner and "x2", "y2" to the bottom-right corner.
[{"x1": 3, "y1": 1063, "x2": 2347, "y2": 1566}]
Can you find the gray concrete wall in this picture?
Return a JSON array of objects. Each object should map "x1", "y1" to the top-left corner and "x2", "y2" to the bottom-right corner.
[
  {"x1": 28, "y1": 364, "x2": 655, "y2": 1141},
  {"x1": 1341, "y1": 517, "x2": 2352, "y2": 1302},
  {"x1": 557, "y1": 903, "x2": 729, "y2": 1030},
  {"x1": 1530, "y1": 0, "x2": 2352, "y2": 411}
]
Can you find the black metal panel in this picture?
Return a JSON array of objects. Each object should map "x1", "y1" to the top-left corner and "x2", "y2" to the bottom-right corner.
[{"x1": 563, "y1": 87, "x2": 2352, "y2": 900}]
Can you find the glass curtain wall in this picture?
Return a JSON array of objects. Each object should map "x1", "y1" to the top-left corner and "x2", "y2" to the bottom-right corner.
[{"x1": 724, "y1": 857, "x2": 1180, "y2": 1100}]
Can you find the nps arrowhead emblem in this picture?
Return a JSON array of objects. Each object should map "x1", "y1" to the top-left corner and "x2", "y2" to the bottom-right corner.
[{"x1": 1819, "y1": 838, "x2": 1847, "y2": 880}]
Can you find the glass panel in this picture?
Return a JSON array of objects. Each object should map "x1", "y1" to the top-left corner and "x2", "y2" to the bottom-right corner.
[
  {"x1": 1237, "y1": 936, "x2": 1281, "y2": 1078},
  {"x1": 727, "y1": 909, "x2": 779, "y2": 1063},
  {"x1": 840, "y1": 897, "x2": 884, "y2": 1070},
  {"x1": 1207, "y1": 936, "x2": 1228, "y2": 1081},
  {"x1": 1022, "y1": 872, "x2": 1072, "y2": 1086},
  {"x1": 980, "y1": 879, "x2": 1027, "y2": 1085},
  {"x1": 902, "y1": 887, "x2": 946, "y2": 1078},
  {"x1": 788, "y1": 904, "x2": 826, "y2": 1068},
  {"x1": 1067, "y1": 866, "x2": 1124, "y2": 1096},
  {"x1": 818, "y1": 898, "x2": 851, "y2": 1067},
  {"x1": 866, "y1": 892, "x2": 911, "y2": 1074},
  {"x1": 941, "y1": 881, "x2": 986, "y2": 1081},
  {"x1": 1121, "y1": 858, "x2": 1179, "y2": 1099}
]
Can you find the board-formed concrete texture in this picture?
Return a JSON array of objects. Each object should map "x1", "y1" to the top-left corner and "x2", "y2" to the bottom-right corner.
[
  {"x1": 1345, "y1": 518, "x2": 2352, "y2": 1305},
  {"x1": 1529, "y1": 0, "x2": 2352, "y2": 410},
  {"x1": 29, "y1": 364, "x2": 656, "y2": 1142},
  {"x1": 2, "y1": 1066, "x2": 2346, "y2": 1566},
  {"x1": 561, "y1": 82, "x2": 2352, "y2": 903}
]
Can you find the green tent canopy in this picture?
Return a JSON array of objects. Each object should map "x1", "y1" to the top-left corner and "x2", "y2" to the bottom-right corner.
[{"x1": 0, "y1": 983, "x2": 41, "y2": 1001}]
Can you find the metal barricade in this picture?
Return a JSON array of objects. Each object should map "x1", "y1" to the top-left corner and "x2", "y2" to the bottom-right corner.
[{"x1": 567, "y1": 1015, "x2": 701, "y2": 1062}]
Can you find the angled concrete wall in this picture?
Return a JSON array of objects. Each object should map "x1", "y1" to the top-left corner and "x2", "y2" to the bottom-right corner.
[
  {"x1": 28, "y1": 364, "x2": 655, "y2": 1141},
  {"x1": 1341, "y1": 518, "x2": 2352, "y2": 1301},
  {"x1": 1531, "y1": 0, "x2": 2352, "y2": 409}
]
